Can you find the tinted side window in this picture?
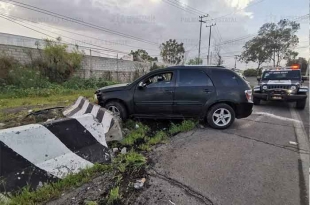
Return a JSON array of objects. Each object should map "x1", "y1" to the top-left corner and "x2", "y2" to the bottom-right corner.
[
  {"x1": 178, "y1": 70, "x2": 213, "y2": 87},
  {"x1": 144, "y1": 72, "x2": 173, "y2": 88},
  {"x1": 212, "y1": 70, "x2": 239, "y2": 86}
]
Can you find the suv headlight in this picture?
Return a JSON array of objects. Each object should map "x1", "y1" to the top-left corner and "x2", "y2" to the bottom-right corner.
[
  {"x1": 291, "y1": 85, "x2": 297, "y2": 90},
  {"x1": 262, "y1": 85, "x2": 268, "y2": 90}
]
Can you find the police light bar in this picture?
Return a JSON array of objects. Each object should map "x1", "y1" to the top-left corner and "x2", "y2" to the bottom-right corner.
[{"x1": 290, "y1": 64, "x2": 300, "y2": 70}]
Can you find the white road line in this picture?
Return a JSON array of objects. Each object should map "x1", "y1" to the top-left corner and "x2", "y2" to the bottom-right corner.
[
  {"x1": 289, "y1": 107, "x2": 309, "y2": 202},
  {"x1": 238, "y1": 115, "x2": 264, "y2": 129},
  {"x1": 253, "y1": 112, "x2": 301, "y2": 123}
]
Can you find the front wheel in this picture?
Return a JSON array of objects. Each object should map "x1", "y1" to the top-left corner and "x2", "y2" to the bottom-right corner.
[
  {"x1": 206, "y1": 103, "x2": 235, "y2": 129},
  {"x1": 105, "y1": 101, "x2": 128, "y2": 121},
  {"x1": 296, "y1": 99, "x2": 306, "y2": 110}
]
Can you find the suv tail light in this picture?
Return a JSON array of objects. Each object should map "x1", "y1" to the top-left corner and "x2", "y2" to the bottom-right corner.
[{"x1": 245, "y1": 90, "x2": 253, "y2": 103}]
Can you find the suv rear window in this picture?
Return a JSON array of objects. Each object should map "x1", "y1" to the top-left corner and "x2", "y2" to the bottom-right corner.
[
  {"x1": 178, "y1": 70, "x2": 213, "y2": 87},
  {"x1": 212, "y1": 69, "x2": 239, "y2": 86}
]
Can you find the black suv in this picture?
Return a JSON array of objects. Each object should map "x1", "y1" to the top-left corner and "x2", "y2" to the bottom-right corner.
[
  {"x1": 253, "y1": 68, "x2": 308, "y2": 109},
  {"x1": 95, "y1": 66, "x2": 253, "y2": 129}
]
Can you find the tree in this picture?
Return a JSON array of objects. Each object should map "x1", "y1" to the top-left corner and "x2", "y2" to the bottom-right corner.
[
  {"x1": 187, "y1": 57, "x2": 202, "y2": 65},
  {"x1": 239, "y1": 36, "x2": 272, "y2": 70},
  {"x1": 240, "y1": 19, "x2": 300, "y2": 69},
  {"x1": 286, "y1": 57, "x2": 308, "y2": 75},
  {"x1": 284, "y1": 50, "x2": 298, "y2": 61},
  {"x1": 130, "y1": 49, "x2": 157, "y2": 62},
  {"x1": 160, "y1": 39, "x2": 185, "y2": 65},
  {"x1": 258, "y1": 19, "x2": 300, "y2": 66}
]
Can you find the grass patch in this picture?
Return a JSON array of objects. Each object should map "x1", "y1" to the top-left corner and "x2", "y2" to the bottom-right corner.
[
  {"x1": 107, "y1": 186, "x2": 122, "y2": 205},
  {"x1": 7, "y1": 164, "x2": 111, "y2": 205},
  {"x1": 0, "y1": 89, "x2": 94, "y2": 110},
  {"x1": 168, "y1": 120, "x2": 197, "y2": 135},
  {"x1": 121, "y1": 123, "x2": 150, "y2": 146},
  {"x1": 147, "y1": 131, "x2": 167, "y2": 145},
  {"x1": 113, "y1": 151, "x2": 147, "y2": 173}
]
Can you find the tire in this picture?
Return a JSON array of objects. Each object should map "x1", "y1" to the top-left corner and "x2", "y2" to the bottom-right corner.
[
  {"x1": 296, "y1": 99, "x2": 306, "y2": 110},
  {"x1": 253, "y1": 97, "x2": 260, "y2": 105},
  {"x1": 105, "y1": 101, "x2": 128, "y2": 121},
  {"x1": 206, "y1": 103, "x2": 235, "y2": 129}
]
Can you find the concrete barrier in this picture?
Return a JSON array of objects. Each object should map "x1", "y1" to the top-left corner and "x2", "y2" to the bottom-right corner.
[
  {"x1": 63, "y1": 96, "x2": 123, "y2": 142},
  {"x1": 0, "y1": 114, "x2": 110, "y2": 194}
]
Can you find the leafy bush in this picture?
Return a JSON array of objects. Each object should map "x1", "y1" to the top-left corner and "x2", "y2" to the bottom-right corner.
[
  {"x1": 62, "y1": 77, "x2": 117, "y2": 90},
  {"x1": 243, "y1": 69, "x2": 258, "y2": 77},
  {"x1": 42, "y1": 38, "x2": 83, "y2": 83},
  {"x1": 0, "y1": 55, "x2": 19, "y2": 86},
  {"x1": 6, "y1": 67, "x2": 51, "y2": 89}
]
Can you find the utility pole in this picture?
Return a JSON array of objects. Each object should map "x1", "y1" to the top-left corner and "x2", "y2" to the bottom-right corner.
[
  {"x1": 234, "y1": 55, "x2": 238, "y2": 69},
  {"x1": 198, "y1": 15, "x2": 208, "y2": 65},
  {"x1": 90, "y1": 49, "x2": 92, "y2": 78},
  {"x1": 206, "y1": 23, "x2": 216, "y2": 65}
]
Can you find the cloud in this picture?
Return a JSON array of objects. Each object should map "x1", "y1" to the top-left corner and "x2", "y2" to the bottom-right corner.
[{"x1": 0, "y1": 0, "x2": 285, "y2": 68}]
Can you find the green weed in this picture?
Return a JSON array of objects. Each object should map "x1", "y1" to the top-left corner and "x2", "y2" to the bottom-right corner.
[
  {"x1": 138, "y1": 144, "x2": 151, "y2": 151},
  {"x1": 121, "y1": 123, "x2": 149, "y2": 146},
  {"x1": 168, "y1": 120, "x2": 197, "y2": 135},
  {"x1": 147, "y1": 131, "x2": 167, "y2": 145},
  {"x1": 107, "y1": 186, "x2": 121, "y2": 205},
  {"x1": 113, "y1": 151, "x2": 146, "y2": 173}
]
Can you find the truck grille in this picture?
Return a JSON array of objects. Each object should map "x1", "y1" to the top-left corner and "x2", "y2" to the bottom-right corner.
[{"x1": 267, "y1": 85, "x2": 291, "y2": 89}]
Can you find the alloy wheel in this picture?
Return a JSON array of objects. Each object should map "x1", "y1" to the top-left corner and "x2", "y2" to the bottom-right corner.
[
  {"x1": 212, "y1": 108, "x2": 231, "y2": 127},
  {"x1": 108, "y1": 105, "x2": 120, "y2": 117}
]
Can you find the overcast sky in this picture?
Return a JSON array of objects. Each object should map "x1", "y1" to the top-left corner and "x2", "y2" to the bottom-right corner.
[{"x1": 0, "y1": 0, "x2": 308, "y2": 69}]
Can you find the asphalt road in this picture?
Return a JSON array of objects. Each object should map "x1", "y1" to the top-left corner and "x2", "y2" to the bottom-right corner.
[{"x1": 136, "y1": 99, "x2": 309, "y2": 204}]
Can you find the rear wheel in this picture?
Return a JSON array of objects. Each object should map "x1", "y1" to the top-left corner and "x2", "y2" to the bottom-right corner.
[
  {"x1": 105, "y1": 101, "x2": 128, "y2": 120},
  {"x1": 253, "y1": 97, "x2": 260, "y2": 105},
  {"x1": 207, "y1": 103, "x2": 235, "y2": 129},
  {"x1": 296, "y1": 99, "x2": 306, "y2": 110}
]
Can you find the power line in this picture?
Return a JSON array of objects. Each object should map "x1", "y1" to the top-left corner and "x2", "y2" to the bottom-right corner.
[
  {"x1": 161, "y1": 0, "x2": 200, "y2": 15},
  {"x1": 1, "y1": 13, "x2": 160, "y2": 52},
  {"x1": 0, "y1": 0, "x2": 159, "y2": 45},
  {"x1": 0, "y1": 14, "x2": 130, "y2": 55}
]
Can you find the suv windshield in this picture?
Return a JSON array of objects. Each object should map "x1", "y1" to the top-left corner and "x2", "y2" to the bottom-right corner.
[{"x1": 262, "y1": 70, "x2": 301, "y2": 80}]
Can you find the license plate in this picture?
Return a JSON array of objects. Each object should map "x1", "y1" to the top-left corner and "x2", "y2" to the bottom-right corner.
[{"x1": 272, "y1": 96, "x2": 282, "y2": 100}]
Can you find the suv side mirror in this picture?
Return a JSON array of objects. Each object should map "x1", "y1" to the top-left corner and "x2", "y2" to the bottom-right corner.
[
  {"x1": 302, "y1": 76, "x2": 308, "y2": 82},
  {"x1": 138, "y1": 81, "x2": 146, "y2": 88},
  {"x1": 257, "y1": 76, "x2": 261, "y2": 82}
]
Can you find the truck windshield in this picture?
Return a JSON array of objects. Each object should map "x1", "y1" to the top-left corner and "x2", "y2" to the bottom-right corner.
[{"x1": 262, "y1": 70, "x2": 301, "y2": 80}]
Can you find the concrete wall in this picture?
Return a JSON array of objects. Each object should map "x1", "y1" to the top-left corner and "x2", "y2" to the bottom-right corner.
[{"x1": 0, "y1": 44, "x2": 162, "y2": 83}]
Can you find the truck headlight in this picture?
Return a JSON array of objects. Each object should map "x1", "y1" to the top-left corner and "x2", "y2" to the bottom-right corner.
[
  {"x1": 291, "y1": 85, "x2": 297, "y2": 90},
  {"x1": 262, "y1": 85, "x2": 268, "y2": 90}
]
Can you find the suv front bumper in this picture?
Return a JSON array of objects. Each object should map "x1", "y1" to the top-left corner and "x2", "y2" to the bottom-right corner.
[{"x1": 253, "y1": 92, "x2": 307, "y2": 102}]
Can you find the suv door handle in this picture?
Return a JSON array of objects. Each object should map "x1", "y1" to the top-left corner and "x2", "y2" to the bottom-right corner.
[
  {"x1": 164, "y1": 89, "x2": 174, "y2": 94},
  {"x1": 203, "y1": 89, "x2": 211, "y2": 93}
]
